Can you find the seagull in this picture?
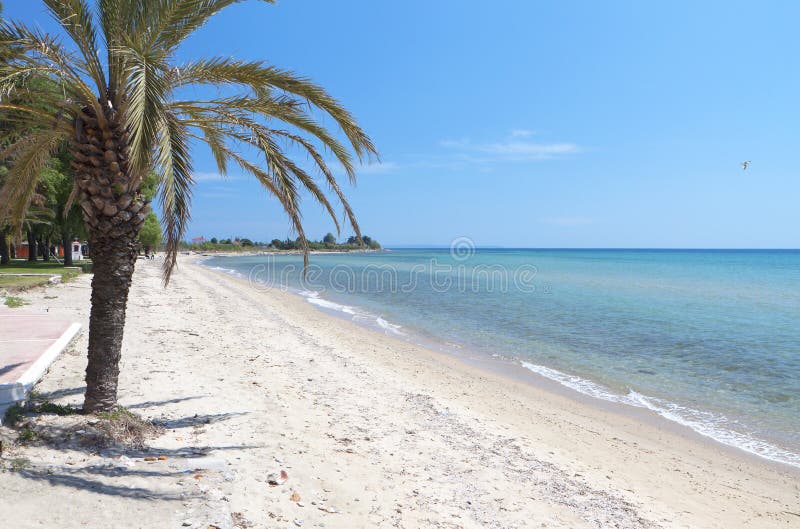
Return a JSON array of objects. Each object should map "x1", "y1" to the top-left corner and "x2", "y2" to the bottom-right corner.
[{"x1": 741, "y1": 160, "x2": 751, "y2": 171}]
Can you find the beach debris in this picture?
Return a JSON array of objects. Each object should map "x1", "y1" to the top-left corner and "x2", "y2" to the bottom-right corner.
[
  {"x1": 231, "y1": 512, "x2": 254, "y2": 528},
  {"x1": 268, "y1": 469, "x2": 289, "y2": 486},
  {"x1": 290, "y1": 492, "x2": 301, "y2": 502},
  {"x1": 293, "y1": 519, "x2": 303, "y2": 527}
]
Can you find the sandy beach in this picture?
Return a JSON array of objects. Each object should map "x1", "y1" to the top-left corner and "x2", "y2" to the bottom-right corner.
[{"x1": 1, "y1": 255, "x2": 798, "y2": 529}]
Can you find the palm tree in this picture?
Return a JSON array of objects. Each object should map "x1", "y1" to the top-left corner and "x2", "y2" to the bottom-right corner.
[{"x1": 0, "y1": 1, "x2": 376, "y2": 412}]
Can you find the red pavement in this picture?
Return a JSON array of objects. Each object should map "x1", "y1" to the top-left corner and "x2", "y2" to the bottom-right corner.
[{"x1": 0, "y1": 310, "x2": 80, "y2": 385}]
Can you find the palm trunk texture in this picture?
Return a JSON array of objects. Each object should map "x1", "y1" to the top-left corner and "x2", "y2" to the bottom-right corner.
[{"x1": 71, "y1": 108, "x2": 148, "y2": 412}]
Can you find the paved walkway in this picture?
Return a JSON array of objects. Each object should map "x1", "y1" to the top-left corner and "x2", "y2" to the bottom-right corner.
[{"x1": 0, "y1": 309, "x2": 80, "y2": 409}]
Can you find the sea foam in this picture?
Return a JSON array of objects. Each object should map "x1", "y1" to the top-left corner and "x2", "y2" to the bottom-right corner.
[
  {"x1": 299, "y1": 290, "x2": 404, "y2": 336},
  {"x1": 520, "y1": 361, "x2": 800, "y2": 468}
]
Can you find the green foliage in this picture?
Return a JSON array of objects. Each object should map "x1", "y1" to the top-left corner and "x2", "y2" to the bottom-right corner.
[
  {"x1": 183, "y1": 233, "x2": 382, "y2": 252},
  {"x1": 4, "y1": 403, "x2": 25, "y2": 426},
  {"x1": 17, "y1": 428, "x2": 36, "y2": 444},
  {"x1": 4, "y1": 295, "x2": 27, "y2": 308},
  {"x1": 36, "y1": 401, "x2": 80, "y2": 416},
  {"x1": 0, "y1": 1, "x2": 378, "y2": 283},
  {"x1": 138, "y1": 212, "x2": 162, "y2": 249},
  {"x1": 3, "y1": 399, "x2": 80, "y2": 427},
  {"x1": 0, "y1": 260, "x2": 84, "y2": 291},
  {"x1": 140, "y1": 171, "x2": 158, "y2": 202},
  {"x1": 0, "y1": 275, "x2": 49, "y2": 290},
  {"x1": 96, "y1": 406, "x2": 137, "y2": 422},
  {"x1": 9, "y1": 458, "x2": 31, "y2": 471}
]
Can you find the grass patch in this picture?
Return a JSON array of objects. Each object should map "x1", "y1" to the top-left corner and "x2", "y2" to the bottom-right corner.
[
  {"x1": 4, "y1": 403, "x2": 25, "y2": 425},
  {"x1": 95, "y1": 406, "x2": 138, "y2": 422},
  {"x1": 94, "y1": 406, "x2": 162, "y2": 449},
  {"x1": 3, "y1": 295, "x2": 28, "y2": 308},
  {"x1": 0, "y1": 259, "x2": 85, "y2": 290},
  {"x1": 8, "y1": 457, "x2": 31, "y2": 471},
  {"x1": 3, "y1": 400, "x2": 80, "y2": 426},
  {"x1": 36, "y1": 401, "x2": 80, "y2": 416},
  {"x1": 0, "y1": 275, "x2": 50, "y2": 291},
  {"x1": 0, "y1": 259, "x2": 77, "y2": 273},
  {"x1": 16, "y1": 428, "x2": 36, "y2": 444}
]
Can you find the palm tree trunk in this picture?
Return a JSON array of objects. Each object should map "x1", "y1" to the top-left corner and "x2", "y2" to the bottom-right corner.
[
  {"x1": 27, "y1": 230, "x2": 37, "y2": 261},
  {"x1": 0, "y1": 229, "x2": 9, "y2": 265},
  {"x1": 71, "y1": 108, "x2": 147, "y2": 412},
  {"x1": 82, "y1": 233, "x2": 139, "y2": 412},
  {"x1": 62, "y1": 231, "x2": 73, "y2": 267},
  {"x1": 42, "y1": 237, "x2": 50, "y2": 261}
]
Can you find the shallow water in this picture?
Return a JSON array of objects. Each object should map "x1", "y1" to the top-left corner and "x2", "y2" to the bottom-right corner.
[{"x1": 204, "y1": 248, "x2": 800, "y2": 467}]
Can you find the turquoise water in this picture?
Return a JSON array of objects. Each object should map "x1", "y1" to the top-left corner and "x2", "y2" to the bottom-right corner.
[{"x1": 204, "y1": 249, "x2": 800, "y2": 467}]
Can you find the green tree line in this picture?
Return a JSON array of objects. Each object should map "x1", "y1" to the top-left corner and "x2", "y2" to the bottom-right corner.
[{"x1": 182, "y1": 233, "x2": 381, "y2": 252}]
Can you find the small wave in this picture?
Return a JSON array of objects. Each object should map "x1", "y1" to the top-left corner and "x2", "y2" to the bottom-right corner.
[
  {"x1": 376, "y1": 316, "x2": 404, "y2": 336},
  {"x1": 208, "y1": 266, "x2": 246, "y2": 279},
  {"x1": 300, "y1": 290, "x2": 404, "y2": 336},
  {"x1": 520, "y1": 361, "x2": 800, "y2": 468},
  {"x1": 306, "y1": 295, "x2": 358, "y2": 316}
]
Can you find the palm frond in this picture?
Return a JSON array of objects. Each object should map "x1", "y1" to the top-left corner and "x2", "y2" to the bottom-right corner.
[
  {"x1": 155, "y1": 111, "x2": 193, "y2": 284},
  {"x1": 152, "y1": 0, "x2": 274, "y2": 52},
  {"x1": 2, "y1": 1, "x2": 377, "y2": 284},
  {"x1": 0, "y1": 130, "x2": 64, "y2": 234},
  {"x1": 171, "y1": 58, "x2": 377, "y2": 161},
  {"x1": 0, "y1": 19, "x2": 100, "y2": 115},
  {"x1": 270, "y1": 129, "x2": 361, "y2": 239},
  {"x1": 118, "y1": 45, "x2": 169, "y2": 180},
  {"x1": 221, "y1": 146, "x2": 310, "y2": 271},
  {"x1": 42, "y1": 0, "x2": 107, "y2": 100}
]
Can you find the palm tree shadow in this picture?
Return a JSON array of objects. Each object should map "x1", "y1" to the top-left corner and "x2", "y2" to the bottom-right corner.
[
  {"x1": 154, "y1": 411, "x2": 248, "y2": 429},
  {"x1": 8, "y1": 408, "x2": 258, "y2": 499},
  {"x1": 0, "y1": 362, "x2": 26, "y2": 378},
  {"x1": 35, "y1": 386, "x2": 86, "y2": 401},
  {"x1": 15, "y1": 467, "x2": 189, "y2": 501},
  {"x1": 126, "y1": 395, "x2": 205, "y2": 410}
]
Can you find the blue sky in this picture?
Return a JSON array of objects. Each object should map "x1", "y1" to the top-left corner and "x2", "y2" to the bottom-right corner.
[{"x1": 6, "y1": 1, "x2": 800, "y2": 248}]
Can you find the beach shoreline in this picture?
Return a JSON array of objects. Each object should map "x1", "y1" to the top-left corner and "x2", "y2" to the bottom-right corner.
[
  {"x1": 1, "y1": 255, "x2": 798, "y2": 528},
  {"x1": 202, "y1": 253, "x2": 800, "y2": 472}
]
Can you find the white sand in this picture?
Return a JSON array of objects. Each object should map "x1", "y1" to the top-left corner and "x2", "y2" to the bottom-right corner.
[{"x1": 1, "y1": 256, "x2": 798, "y2": 528}]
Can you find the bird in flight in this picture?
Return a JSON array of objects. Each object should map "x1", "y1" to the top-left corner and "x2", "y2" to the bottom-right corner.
[{"x1": 741, "y1": 161, "x2": 751, "y2": 171}]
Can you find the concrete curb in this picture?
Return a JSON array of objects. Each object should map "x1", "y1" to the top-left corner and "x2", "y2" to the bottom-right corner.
[{"x1": 0, "y1": 322, "x2": 81, "y2": 417}]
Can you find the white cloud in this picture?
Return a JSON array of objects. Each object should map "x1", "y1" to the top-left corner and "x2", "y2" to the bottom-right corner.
[
  {"x1": 439, "y1": 132, "x2": 579, "y2": 162},
  {"x1": 479, "y1": 141, "x2": 578, "y2": 159}
]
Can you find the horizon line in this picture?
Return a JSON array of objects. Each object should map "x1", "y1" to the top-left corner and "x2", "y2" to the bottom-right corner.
[{"x1": 383, "y1": 246, "x2": 800, "y2": 251}]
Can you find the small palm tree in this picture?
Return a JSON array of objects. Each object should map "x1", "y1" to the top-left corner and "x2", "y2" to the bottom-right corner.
[{"x1": 0, "y1": 0, "x2": 376, "y2": 412}]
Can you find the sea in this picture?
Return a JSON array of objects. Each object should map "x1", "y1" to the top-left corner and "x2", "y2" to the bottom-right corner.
[{"x1": 203, "y1": 248, "x2": 800, "y2": 468}]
